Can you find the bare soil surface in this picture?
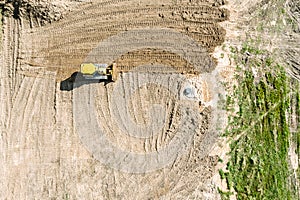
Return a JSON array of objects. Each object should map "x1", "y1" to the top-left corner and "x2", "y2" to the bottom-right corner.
[{"x1": 0, "y1": 0, "x2": 232, "y2": 199}]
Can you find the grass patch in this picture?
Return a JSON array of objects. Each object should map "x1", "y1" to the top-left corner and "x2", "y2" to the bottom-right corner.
[
  {"x1": 296, "y1": 83, "x2": 300, "y2": 155},
  {"x1": 252, "y1": 0, "x2": 296, "y2": 33},
  {"x1": 220, "y1": 43, "x2": 296, "y2": 199}
]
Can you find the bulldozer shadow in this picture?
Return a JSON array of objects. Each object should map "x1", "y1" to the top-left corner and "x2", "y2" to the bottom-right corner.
[{"x1": 60, "y1": 72, "x2": 110, "y2": 91}]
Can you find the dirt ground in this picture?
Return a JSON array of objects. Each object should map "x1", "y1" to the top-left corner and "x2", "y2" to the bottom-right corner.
[{"x1": 2, "y1": 0, "x2": 297, "y2": 199}]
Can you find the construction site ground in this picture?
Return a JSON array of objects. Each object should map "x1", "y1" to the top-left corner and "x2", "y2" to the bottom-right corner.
[{"x1": 0, "y1": 0, "x2": 299, "y2": 199}]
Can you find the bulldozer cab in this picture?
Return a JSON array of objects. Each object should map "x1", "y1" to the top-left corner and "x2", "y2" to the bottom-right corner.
[{"x1": 80, "y1": 63, "x2": 117, "y2": 81}]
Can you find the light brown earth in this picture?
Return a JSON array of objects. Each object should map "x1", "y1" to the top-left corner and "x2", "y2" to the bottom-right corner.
[{"x1": 1, "y1": 0, "x2": 298, "y2": 199}]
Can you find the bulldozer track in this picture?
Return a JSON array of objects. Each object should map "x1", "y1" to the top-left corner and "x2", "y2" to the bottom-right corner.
[
  {"x1": 22, "y1": 49, "x2": 208, "y2": 62},
  {"x1": 31, "y1": 2, "x2": 226, "y2": 32},
  {"x1": 115, "y1": 65, "x2": 200, "y2": 74},
  {"x1": 26, "y1": 17, "x2": 221, "y2": 38},
  {"x1": 1, "y1": 0, "x2": 228, "y2": 198},
  {"x1": 24, "y1": 3, "x2": 227, "y2": 34},
  {"x1": 21, "y1": 2, "x2": 227, "y2": 58},
  {"x1": 26, "y1": 15, "x2": 225, "y2": 40},
  {"x1": 68, "y1": 0, "x2": 223, "y2": 15},
  {"x1": 27, "y1": 31, "x2": 221, "y2": 56},
  {"x1": 17, "y1": 0, "x2": 228, "y2": 84},
  {"x1": 22, "y1": 23, "x2": 225, "y2": 64},
  {"x1": 43, "y1": 5, "x2": 225, "y2": 31},
  {"x1": 33, "y1": 32, "x2": 221, "y2": 54},
  {"x1": 19, "y1": 61, "x2": 200, "y2": 78},
  {"x1": 20, "y1": 25, "x2": 220, "y2": 78},
  {"x1": 3, "y1": 18, "x2": 23, "y2": 104}
]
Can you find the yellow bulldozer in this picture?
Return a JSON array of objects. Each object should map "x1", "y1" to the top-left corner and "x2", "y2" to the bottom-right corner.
[{"x1": 79, "y1": 63, "x2": 118, "y2": 81}]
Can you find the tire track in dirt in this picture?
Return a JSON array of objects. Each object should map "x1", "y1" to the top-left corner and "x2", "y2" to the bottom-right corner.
[
  {"x1": 0, "y1": 17, "x2": 19, "y2": 198},
  {"x1": 31, "y1": 20, "x2": 224, "y2": 50},
  {"x1": 84, "y1": 28, "x2": 215, "y2": 72},
  {"x1": 6, "y1": 73, "x2": 55, "y2": 199},
  {"x1": 29, "y1": 0, "x2": 222, "y2": 32},
  {"x1": 72, "y1": 27, "x2": 219, "y2": 178},
  {"x1": 20, "y1": 0, "x2": 227, "y2": 80},
  {"x1": 2, "y1": 73, "x2": 56, "y2": 199},
  {"x1": 24, "y1": 17, "x2": 225, "y2": 51},
  {"x1": 2, "y1": 17, "x2": 14, "y2": 106},
  {"x1": 36, "y1": 5, "x2": 224, "y2": 32},
  {"x1": 0, "y1": 18, "x2": 13, "y2": 130},
  {"x1": 94, "y1": 72, "x2": 184, "y2": 153},
  {"x1": 1, "y1": 16, "x2": 26, "y2": 113},
  {"x1": 26, "y1": 19, "x2": 223, "y2": 39},
  {"x1": 0, "y1": 19, "x2": 25, "y2": 194},
  {"x1": 1, "y1": 0, "x2": 229, "y2": 198}
]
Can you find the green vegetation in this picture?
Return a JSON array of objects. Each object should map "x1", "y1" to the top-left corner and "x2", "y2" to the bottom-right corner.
[
  {"x1": 296, "y1": 84, "x2": 300, "y2": 156},
  {"x1": 253, "y1": 0, "x2": 297, "y2": 33},
  {"x1": 219, "y1": 43, "x2": 299, "y2": 199},
  {"x1": 63, "y1": 193, "x2": 70, "y2": 200},
  {"x1": 292, "y1": 82, "x2": 300, "y2": 190}
]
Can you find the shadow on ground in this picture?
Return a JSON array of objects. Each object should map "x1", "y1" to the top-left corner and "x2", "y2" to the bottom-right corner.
[{"x1": 60, "y1": 72, "x2": 110, "y2": 91}]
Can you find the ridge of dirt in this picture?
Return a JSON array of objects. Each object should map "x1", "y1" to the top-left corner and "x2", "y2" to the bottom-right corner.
[
  {"x1": 18, "y1": 0, "x2": 228, "y2": 81},
  {"x1": 1, "y1": 0, "x2": 82, "y2": 27}
]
